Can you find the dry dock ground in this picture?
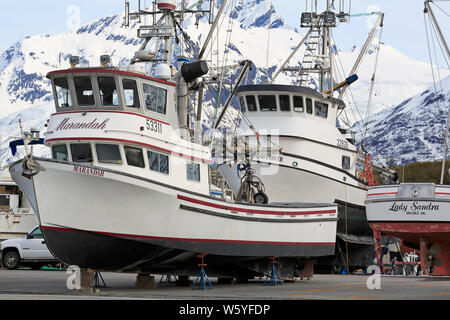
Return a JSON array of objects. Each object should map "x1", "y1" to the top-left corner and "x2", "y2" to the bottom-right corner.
[{"x1": 0, "y1": 269, "x2": 449, "y2": 300}]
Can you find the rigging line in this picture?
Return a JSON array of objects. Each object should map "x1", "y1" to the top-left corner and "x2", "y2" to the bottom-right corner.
[
  {"x1": 424, "y1": 12, "x2": 444, "y2": 136},
  {"x1": 201, "y1": 0, "x2": 233, "y2": 64},
  {"x1": 360, "y1": 25, "x2": 383, "y2": 147},
  {"x1": 431, "y1": 1, "x2": 450, "y2": 18},
  {"x1": 428, "y1": 11, "x2": 450, "y2": 156},
  {"x1": 424, "y1": 13, "x2": 440, "y2": 97},
  {"x1": 210, "y1": 0, "x2": 238, "y2": 137},
  {"x1": 330, "y1": 38, "x2": 360, "y2": 128},
  {"x1": 429, "y1": 15, "x2": 445, "y2": 94},
  {"x1": 222, "y1": 0, "x2": 237, "y2": 70},
  {"x1": 429, "y1": 10, "x2": 450, "y2": 71},
  {"x1": 331, "y1": 31, "x2": 364, "y2": 132},
  {"x1": 265, "y1": 1, "x2": 272, "y2": 70}
]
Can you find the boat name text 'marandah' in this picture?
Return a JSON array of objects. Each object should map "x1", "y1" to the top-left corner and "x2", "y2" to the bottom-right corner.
[
  {"x1": 55, "y1": 117, "x2": 110, "y2": 131},
  {"x1": 73, "y1": 165, "x2": 105, "y2": 177}
]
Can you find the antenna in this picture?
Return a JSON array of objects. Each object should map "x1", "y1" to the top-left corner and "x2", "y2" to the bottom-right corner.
[{"x1": 124, "y1": 0, "x2": 218, "y2": 66}]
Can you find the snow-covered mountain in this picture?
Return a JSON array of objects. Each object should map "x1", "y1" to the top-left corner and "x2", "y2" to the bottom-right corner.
[
  {"x1": 0, "y1": 0, "x2": 448, "y2": 165},
  {"x1": 355, "y1": 75, "x2": 450, "y2": 166}
]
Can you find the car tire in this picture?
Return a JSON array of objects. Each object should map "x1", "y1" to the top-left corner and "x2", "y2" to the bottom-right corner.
[{"x1": 3, "y1": 251, "x2": 20, "y2": 270}]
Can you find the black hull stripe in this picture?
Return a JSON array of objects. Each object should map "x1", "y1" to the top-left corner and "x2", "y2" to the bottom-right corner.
[
  {"x1": 180, "y1": 204, "x2": 338, "y2": 223},
  {"x1": 280, "y1": 151, "x2": 367, "y2": 185},
  {"x1": 272, "y1": 162, "x2": 368, "y2": 192}
]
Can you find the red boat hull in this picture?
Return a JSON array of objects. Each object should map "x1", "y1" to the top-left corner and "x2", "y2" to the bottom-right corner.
[{"x1": 369, "y1": 222, "x2": 450, "y2": 276}]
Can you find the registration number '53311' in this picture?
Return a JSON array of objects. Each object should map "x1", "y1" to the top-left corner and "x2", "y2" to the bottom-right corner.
[{"x1": 146, "y1": 119, "x2": 163, "y2": 134}]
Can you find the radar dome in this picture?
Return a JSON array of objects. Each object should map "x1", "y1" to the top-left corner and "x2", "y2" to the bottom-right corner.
[
  {"x1": 157, "y1": 0, "x2": 176, "y2": 11},
  {"x1": 154, "y1": 63, "x2": 172, "y2": 80}
]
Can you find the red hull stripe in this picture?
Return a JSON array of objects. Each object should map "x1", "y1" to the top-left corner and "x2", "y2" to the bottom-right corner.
[
  {"x1": 51, "y1": 110, "x2": 170, "y2": 125},
  {"x1": 41, "y1": 225, "x2": 335, "y2": 246},
  {"x1": 367, "y1": 192, "x2": 397, "y2": 196},
  {"x1": 45, "y1": 137, "x2": 210, "y2": 163},
  {"x1": 370, "y1": 222, "x2": 450, "y2": 234},
  {"x1": 436, "y1": 192, "x2": 450, "y2": 195},
  {"x1": 47, "y1": 68, "x2": 176, "y2": 86},
  {"x1": 177, "y1": 194, "x2": 336, "y2": 216}
]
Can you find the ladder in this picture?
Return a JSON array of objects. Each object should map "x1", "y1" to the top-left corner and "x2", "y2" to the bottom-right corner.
[
  {"x1": 364, "y1": 154, "x2": 377, "y2": 187},
  {"x1": 298, "y1": 28, "x2": 320, "y2": 86},
  {"x1": 372, "y1": 230, "x2": 390, "y2": 274}
]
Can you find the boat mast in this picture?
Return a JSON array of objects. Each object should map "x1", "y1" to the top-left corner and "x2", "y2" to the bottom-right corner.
[{"x1": 424, "y1": 0, "x2": 450, "y2": 184}]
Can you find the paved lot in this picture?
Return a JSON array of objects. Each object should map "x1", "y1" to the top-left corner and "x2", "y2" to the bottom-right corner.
[{"x1": 0, "y1": 269, "x2": 449, "y2": 300}]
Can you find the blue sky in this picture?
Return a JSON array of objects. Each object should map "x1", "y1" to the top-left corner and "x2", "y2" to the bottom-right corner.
[{"x1": 0, "y1": 0, "x2": 449, "y2": 63}]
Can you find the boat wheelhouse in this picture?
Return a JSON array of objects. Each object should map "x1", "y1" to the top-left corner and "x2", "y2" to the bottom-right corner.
[
  {"x1": 45, "y1": 67, "x2": 210, "y2": 196},
  {"x1": 235, "y1": 84, "x2": 363, "y2": 198}
]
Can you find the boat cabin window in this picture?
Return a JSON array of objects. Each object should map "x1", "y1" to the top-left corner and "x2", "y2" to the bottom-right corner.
[
  {"x1": 54, "y1": 78, "x2": 72, "y2": 108},
  {"x1": 342, "y1": 156, "x2": 350, "y2": 170},
  {"x1": 124, "y1": 146, "x2": 145, "y2": 168},
  {"x1": 74, "y1": 76, "x2": 95, "y2": 106},
  {"x1": 306, "y1": 98, "x2": 313, "y2": 114},
  {"x1": 293, "y1": 96, "x2": 304, "y2": 112},
  {"x1": 258, "y1": 95, "x2": 276, "y2": 111},
  {"x1": 147, "y1": 150, "x2": 169, "y2": 174},
  {"x1": 239, "y1": 97, "x2": 246, "y2": 112},
  {"x1": 96, "y1": 144, "x2": 122, "y2": 164},
  {"x1": 315, "y1": 101, "x2": 328, "y2": 118},
  {"x1": 52, "y1": 144, "x2": 69, "y2": 161},
  {"x1": 245, "y1": 96, "x2": 257, "y2": 112},
  {"x1": 123, "y1": 79, "x2": 140, "y2": 108},
  {"x1": 70, "y1": 144, "x2": 93, "y2": 163},
  {"x1": 187, "y1": 163, "x2": 200, "y2": 182},
  {"x1": 98, "y1": 77, "x2": 119, "y2": 107},
  {"x1": 143, "y1": 83, "x2": 167, "y2": 114},
  {"x1": 279, "y1": 95, "x2": 290, "y2": 111}
]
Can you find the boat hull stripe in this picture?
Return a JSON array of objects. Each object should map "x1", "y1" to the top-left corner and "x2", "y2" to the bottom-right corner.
[
  {"x1": 177, "y1": 194, "x2": 336, "y2": 216},
  {"x1": 367, "y1": 192, "x2": 398, "y2": 196},
  {"x1": 50, "y1": 110, "x2": 170, "y2": 125},
  {"x1": 47, "y1": 68, "x2": 177, "y2": 87}
]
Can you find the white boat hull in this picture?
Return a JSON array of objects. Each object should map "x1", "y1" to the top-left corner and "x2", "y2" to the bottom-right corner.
[{"x1": 10, "y1": 158, "x2": 338, "y2": 275}]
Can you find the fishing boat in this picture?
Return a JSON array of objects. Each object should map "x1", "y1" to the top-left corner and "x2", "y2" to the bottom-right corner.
[
  {"x1": 8, "y1": 0, "x2": 338, "y2": 278},
  {"x1": 366, "y1": 0, "x2": 450, "y2": 276},
  {"x1": 216, "y1": 0, "x2": 392, "y2": 272}
]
